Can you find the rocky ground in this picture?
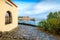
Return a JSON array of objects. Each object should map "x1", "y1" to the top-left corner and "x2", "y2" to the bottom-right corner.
[{"x1": 0, "y1": 24, "x2": 59, "y2": 40}]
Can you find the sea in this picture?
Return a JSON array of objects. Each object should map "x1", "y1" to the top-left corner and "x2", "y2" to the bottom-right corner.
[{"x1": 18, "y1": 19, "x2": 44, "y2": 25}]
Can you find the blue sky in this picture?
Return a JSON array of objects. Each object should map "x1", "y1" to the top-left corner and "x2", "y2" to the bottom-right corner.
[{"x1": 12, "y1": 0, "x2": 60, "y2": 19}]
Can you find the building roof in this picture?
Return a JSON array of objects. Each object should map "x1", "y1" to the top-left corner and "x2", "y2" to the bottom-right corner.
[{"x1": 7, "y1": 0, "x2": 17, "y2": 7}]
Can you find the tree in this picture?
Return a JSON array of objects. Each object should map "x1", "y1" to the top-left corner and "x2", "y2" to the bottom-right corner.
[{"x1": 47, "y1": 12, "x2": 53, "y2": 20}]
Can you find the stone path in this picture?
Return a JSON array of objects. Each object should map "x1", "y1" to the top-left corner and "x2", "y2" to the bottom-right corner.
[
  {"x1": 0, "y1": 24, "x2": 59, "y2": 40},
  {"x1": 17, "y1": 25, "x2": 59, "y2": 40}
]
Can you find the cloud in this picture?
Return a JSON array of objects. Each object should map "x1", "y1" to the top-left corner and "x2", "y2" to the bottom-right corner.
[
  {"x1": 12, "y1": 0, "x2": 60, "y2": 18},
  {"x1": 15, "y1": 2, "x2": 36, "y2": 16},
  {"x1": 33, "y1": 1, "x2": 60, "y2": 13}
]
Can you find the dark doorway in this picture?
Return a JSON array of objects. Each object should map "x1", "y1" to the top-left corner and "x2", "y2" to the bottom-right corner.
[{"x1": 5, "y1": 11, "x2": 12, "y2": 24}]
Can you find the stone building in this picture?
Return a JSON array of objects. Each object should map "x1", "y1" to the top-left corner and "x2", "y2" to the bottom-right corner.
[
  {"x1": 18, "y1": 16, "x2": 35, "y2": 21},
  {"x1": 0, "y1": 0, "x2": 18, "y2": 32}
]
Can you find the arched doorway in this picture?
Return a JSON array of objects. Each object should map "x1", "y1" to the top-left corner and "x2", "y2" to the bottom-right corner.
[{"x1": 5, "y1": 11, "x2": 12, "y2": 24}]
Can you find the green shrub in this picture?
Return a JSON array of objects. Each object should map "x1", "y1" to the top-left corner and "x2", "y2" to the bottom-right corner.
[{"x1": 38, "y1": 11, "x2": 60, "y2": 34}]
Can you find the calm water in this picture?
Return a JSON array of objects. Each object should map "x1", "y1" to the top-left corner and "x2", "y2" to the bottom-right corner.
[{"x1": 18, "y1": 20, "x2": 40, "y2": 25}]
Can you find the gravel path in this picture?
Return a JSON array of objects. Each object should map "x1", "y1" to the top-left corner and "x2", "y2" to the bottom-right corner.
[{"x1": 17, "y1": 25, "x2": 59, "y2": 40}]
